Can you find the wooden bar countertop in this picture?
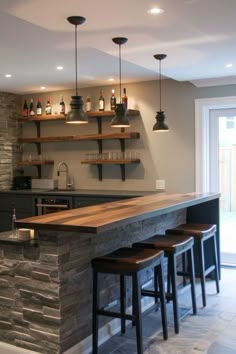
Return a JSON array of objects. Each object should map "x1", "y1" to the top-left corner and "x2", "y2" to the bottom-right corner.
[{"x1": 15, "y1": 192, "x2": 220, "y2": 234}]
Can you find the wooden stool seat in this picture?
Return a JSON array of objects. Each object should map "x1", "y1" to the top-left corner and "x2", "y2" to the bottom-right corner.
[
  {"x1": 133, "y1": 234, "x2": 197, "y2": 334},
  {"x1": 92, "y1": 246, "x2": 164, "y2": 273},
  {"x1": 167, "y1": 223, "x2": 216, "y2": 240},
  {"x1": 91, "y1": 247, "x2": 168, "y2": 354},
  {"x1": 166, "y1": 223, "x2": 220, "y2": 307}
]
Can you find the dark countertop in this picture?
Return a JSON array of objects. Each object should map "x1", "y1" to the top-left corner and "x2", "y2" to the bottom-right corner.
[
  {"x1": 0, "y1": 189, "x2": 157, "y2": 197},
  {"x1": 15, "y1": 192, "x2": 220, "y2": 234}
]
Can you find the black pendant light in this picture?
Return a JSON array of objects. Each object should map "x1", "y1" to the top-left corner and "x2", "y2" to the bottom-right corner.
[
  {"x1": 153, "y1": 54, "x2": 169, "y2": 132},
  {"x1": 66, "y1": 16, "x2": 88, "y2": 124},
  {"x1": 111, "y1": 37, "x2": 130, "y2": 128}
]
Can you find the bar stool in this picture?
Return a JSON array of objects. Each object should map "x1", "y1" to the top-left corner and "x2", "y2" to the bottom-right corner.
[
  {"x1": 133, "y1": 234, "x2": 197, "y2": 334},
  {"x1": 91, "y1": 247, "x2": 168, "y2": 354},
  {"x1": 166, "y1": 223, "x2": 220, "y2": 307}
]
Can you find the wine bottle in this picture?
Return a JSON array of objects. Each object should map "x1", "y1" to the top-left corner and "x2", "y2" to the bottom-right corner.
[
  {"x1": 60, "y1": 96, "x2": 65, "y2": 114},
  {"x1": 122, "y1": 88, "x2": 128, "y2": 110},
  {"x1": 45, "y1": 97, "x2": 52, "y2": 115},
  {"x1": 99, "y1": 91, "x2": 105, "y2": 111},
  {"x1": 85, "y1": 97, "x2": 91, "y2": 112},
  {"x1": 23, "y1": 100, "x2": 28, "y2": 117},
  {"x1": 36, "y1": 97, "x2": 42, "y2": 115},
  {"x1": 29, "y1": 99, "x2": 35, "y2": 116},
  {"x1": 110, "y1": 89, "x2": 116, "y2": 111}
]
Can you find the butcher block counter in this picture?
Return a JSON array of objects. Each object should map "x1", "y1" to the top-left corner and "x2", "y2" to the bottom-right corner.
[
  {"x1": 0, "y1": 192, "x2": 220, "y2": 354},
  {"x1": 14, "y1": 192, "x2": 219, "y2": 233}
]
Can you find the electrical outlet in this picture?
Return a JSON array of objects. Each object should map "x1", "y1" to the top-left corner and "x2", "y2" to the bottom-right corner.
[{"x1": 156, "y1": 179, "x2": 165, "y2": 190}]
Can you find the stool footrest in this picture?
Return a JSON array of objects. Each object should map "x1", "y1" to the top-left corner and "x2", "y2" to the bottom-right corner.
[
  {"x1": 96, "y1": 309, "x2": 134, "y2": 321},
  {"x1": 141, "y1": 289, "x2": 172, "y2": 301}
]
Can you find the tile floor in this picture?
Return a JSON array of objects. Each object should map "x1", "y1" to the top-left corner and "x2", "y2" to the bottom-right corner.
[{"x1": 97, "y1": 267, "x2": 236, "y2": 354}]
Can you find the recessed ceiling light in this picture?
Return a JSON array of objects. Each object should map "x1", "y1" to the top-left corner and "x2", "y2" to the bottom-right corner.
[
  {"x1": 108, "y1": 77, "x2": 114, "y2": 81},
  {"x1": 225, "y1": 63, "x2": 233, "y2": 68},
  {"x1": 40, "y1": 86, "x2": 46, "y2": 90},
  {"x1": 56, "y1": 66, "x2": 64, "y2": 70},
  {"x1": 148, "y1": 7, "x2": 164, "y2": 15},
  {"x1": 5, "y1": 74, "x2": 12, "y2": 78}
]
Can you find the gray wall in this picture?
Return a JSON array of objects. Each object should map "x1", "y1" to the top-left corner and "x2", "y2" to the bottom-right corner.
[{"x1": 18, "y1": 80, "x2": 236, "y2": 192}]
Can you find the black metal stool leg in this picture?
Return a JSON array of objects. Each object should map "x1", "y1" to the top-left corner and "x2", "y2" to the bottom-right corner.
[
  {"x1": 198, "y1": 239, "x2": 207, "y2": 307},
  {"x1": 132, "y1": 273, "x2": 143, "y2": 354},
  {"x1": 156, "y1": 259, "x2": 168, "y2": 340},
  {"x1": 169, "y1": 254, "x2": 179, "y2": 334},
  {"x1": 212, "y1": 234, "x2": 220, "y2": 293},
  {"x1": 120, "y1": 275, "x2": 126, "y2": 334},
  {"x1": 182, "y1": 252, "x2": 187, "y2": 287},
  {"x1": 92, "y1": 269, "x2": 99, "y2": 354},
  {"x1": 187, "y1": 247, "x2": 197, "y2": 315},
  {"x1": 154, "y1": 265, "x2": 159, "y2": 307}
]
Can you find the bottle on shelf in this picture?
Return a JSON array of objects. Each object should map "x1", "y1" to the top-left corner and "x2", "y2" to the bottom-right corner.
[
  {"x1": 99, "y1": 91, "x2": 105, "y2": 111},
  {"x1": 110, "y1": 89, "x2": 116, "y2": 111},
  {"x1": 36, "y1": 97, "x2": 42, "y2": 115},
  {"x1": 23, "y1": 100, "x2": 28, "y2": 117},
  {"x1": 85, "y1": 97, "x2": 91, "y2": 112},
  {"x1": 29, "y1": 99, "x2": 35, "y2": 116},
  {"x1": 45, "y1": 97, "x2": 52, "y2": 115},
  {"x1": 122, "y1": 88, "x2": 128, "y2": 110},
  {"x1": 59, "y1": 96, "x2": 65, "y2": 115}
]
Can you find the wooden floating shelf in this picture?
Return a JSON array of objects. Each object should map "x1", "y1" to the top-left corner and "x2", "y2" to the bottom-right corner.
[
  {"x1": 17, "y1": 109, "x2": 140, "y2": 122},
  {"x1": 81, "y1": 159, "x2": 140, "y2": 181},
  {"x1": 17, "y1": 160, "x2": 54, "y2": 166},
  {"x1": 81, "y1": 159, "x2": 140, "y2": 165},
  {"x1": 18, "y1": 132, "x2": 140, "y2": 144}
]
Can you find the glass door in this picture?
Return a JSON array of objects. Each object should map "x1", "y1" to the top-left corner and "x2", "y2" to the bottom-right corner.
[{"x1": 210, "y1": 108, "x2": 236, "y2": 266}]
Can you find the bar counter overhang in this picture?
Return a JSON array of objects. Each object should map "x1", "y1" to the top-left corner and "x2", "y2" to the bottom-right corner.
[{"x1": 0, "y1": 192, "x2": 220, "y2": 354}]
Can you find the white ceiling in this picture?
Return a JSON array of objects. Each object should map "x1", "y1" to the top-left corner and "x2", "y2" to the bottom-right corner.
[{"x1": 1, "y1": 0, "x2": 236, "y2": 94}]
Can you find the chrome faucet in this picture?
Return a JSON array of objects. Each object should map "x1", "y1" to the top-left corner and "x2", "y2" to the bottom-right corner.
[{"x1": 57, "y1": 162, "x2": 72, "y2": 190}]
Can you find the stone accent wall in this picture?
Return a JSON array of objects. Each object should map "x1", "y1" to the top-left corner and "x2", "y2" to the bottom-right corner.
[
  {"x1": 0, "y1": 208, "x2": 186, "y2": 354},
  {"x1": 0, "y1": 92, "x2": 22, "y2": 190}
]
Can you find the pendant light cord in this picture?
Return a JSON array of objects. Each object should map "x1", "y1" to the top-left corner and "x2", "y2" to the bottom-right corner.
[
  {"x1": 75, "y1": 24, "x2": 78, "y2": 96},
  {"x1": 159, "y1": 59, "x2": 162, "y2": 112},
  {"x1": 119, "y1": 44, "x2": 122, "y2": 103}
]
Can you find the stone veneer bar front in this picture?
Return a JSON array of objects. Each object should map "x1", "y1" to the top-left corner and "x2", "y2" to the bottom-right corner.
[{"x1": 0, "y1": 192, "x2": 220, "y2": 354}]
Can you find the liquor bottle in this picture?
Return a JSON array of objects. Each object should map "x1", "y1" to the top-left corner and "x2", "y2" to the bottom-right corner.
[
  {"x1": 122, "y1": 88, "x2": 128, "y2": 110},
  {"x1": 45, "y1": 97, "x2": 52, "y2": 115},
  {"x1": 36, "y1": 97, "x2": 42, "y2": 115},
  {"x1": 60, "y1": 96, "x2": 65, "y2": 114},
  {"x1": 110, "y1": 89, "x2": 116, "y2": 111},
  {"x1": 23, "y1": 100, "x2": 28, "y2": 117},
  {"x1": 85, "y1": 97, "x2": 91, "y2": 112},
  {"x1": 29, "y1": 99, "x2": 35, "y2": 116},
  {"x1": 99, "y1": 91, "x2": 105, "y2": 111}
]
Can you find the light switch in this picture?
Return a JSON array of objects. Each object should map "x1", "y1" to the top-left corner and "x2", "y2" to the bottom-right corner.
[{"x1": 156, "y1": 180, "x2": 165, "y2": 190}]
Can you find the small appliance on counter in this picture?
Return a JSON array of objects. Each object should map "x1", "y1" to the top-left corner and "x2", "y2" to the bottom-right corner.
[{"x1": 12, "y1": 176, "x2": 32, "y2": 190}]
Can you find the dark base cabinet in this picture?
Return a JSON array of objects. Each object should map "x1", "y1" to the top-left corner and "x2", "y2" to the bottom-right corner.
[{"x1": 0, "y1": 194, "x2": 34, "y2": 232}]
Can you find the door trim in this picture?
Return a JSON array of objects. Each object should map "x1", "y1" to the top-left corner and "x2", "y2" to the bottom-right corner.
[{"x1": 195, "y1": 96, "x2": 236, "y2": 192}]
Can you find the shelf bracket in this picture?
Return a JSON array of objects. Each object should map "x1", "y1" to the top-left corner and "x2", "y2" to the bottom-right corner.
[
  {"x1": 96, "y1": 117, "x2": 102, "y2": 134},
  {"x1": 120, "y1": 164, "x2": 125, "y2": 181},
  {"x1": 34, "y1": 121, "x2": 41, "y2": 155},
  {"x1": 36, "y1": 165, "x2": 42, "y2": 179},
  {"x1": 97, "y1": 165, "x2": 103, "y2": 181},
  {"x1": 119, "y1": 139, "x2": 125, "y2": 153},
  {"x1": 97, "y1": 140, "x2": 103, "y2": 154}
]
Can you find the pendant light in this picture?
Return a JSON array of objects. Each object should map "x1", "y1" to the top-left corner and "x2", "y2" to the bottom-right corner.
[
  {"x1": 153, "y1": 54, "x2": 169, "y2": 132},
  {"x1": 66, "y1": 16, "x2": 88, "y2": 124},
  {"x1": 111, "y1": 37, "x2": 130, "y2": 128}
]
